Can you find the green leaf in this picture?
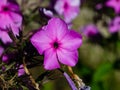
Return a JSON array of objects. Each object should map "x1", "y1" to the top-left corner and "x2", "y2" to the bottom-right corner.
[{"x1": 93, "y1": 63, "x2": 113, "y2": 82}]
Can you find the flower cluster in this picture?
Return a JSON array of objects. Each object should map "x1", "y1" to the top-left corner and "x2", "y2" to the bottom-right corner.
[{"x1": 1, "y1": 0, "x2": 120, "y2": 90}]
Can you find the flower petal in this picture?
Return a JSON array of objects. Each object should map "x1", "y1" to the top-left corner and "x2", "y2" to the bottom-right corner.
[
  {"x1": 57, "y1": 48, "x2": 78, "y2": 66},
  {"x1": 9, "y1": 12, "x2": 22, "y2": 27},
  {"x1": 54, "y1": 0, "x2": 64, "y2": 15},
  {"x1": 0, "y1": 14, "x2": 12, "y2": 29},
  {"x1": 106, "y1": 0, "x2": 120, "y2": 14},
  {"x1": 30, "y1": 29, "x2": 52, "y2": 55},
  {"x1": 0, "y1": 30, "x2": 12, "y2": 44},
  {"x1": 67, "y1": 0, "x2": 80, "y2": 6},
  {"x1": 44, "y1": 18, "x2": 68, "y2": 40},
  {"x1": 61, "y1": 30, "x2": 82, "y2": 51},
  {"x1": 0, "y1": 0, "x2": 7, "y2": 8},
  {"x1": 44, "y1": 48, "x2": 60, "y2": 70},
  {"x1": 8, "y1": 2, "x2": 20, "y2": 12},
  {"x1": 64, "y1": 6, "x2": 79, "y2": 23}
]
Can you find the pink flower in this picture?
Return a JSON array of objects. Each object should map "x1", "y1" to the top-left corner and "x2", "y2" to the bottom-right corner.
[
  {"x1": 54, "y1": 0, "x2": 80, "y2": 23},
  {"x1": 106, "y1": 0, "x2": 120, "y2": 14},
  {"x1": 0, "y1": 0, "x2": 22, "y2": 43},
  {"x1": 108, "y1": 16, "x2": 120, "y2": 33},
  {"x1": 31, "y1": 18, "x2": 82, "y2": 70}
]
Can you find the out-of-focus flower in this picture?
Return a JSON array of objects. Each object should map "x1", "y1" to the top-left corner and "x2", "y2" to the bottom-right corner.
[
  {"x1": 0, "y1": 46, "x2": 4, "y2": 56},
  {"x1": 0, "y1": 0, "x2": 22, "y2": 43},
  {"x1": 18, "y1": 64, "x2": 25, "y2": 77},
  {"x1": 81, "y1": 24, "x2": 99, "y2": 38},
  {"x1": 54, "y1": 0, "x2": 80, "y2": 23},
  {"x1": 2, "y1": 54, "x2": 9, "y2": 63},
  {"x1": 31, "y1": 17, "x2": 82, "y2": 70},
  {"x1": 106, "y1": 0, "x2": 120, "y2": 14},
  {"x1": 95, "y1": 3, "x2": 103, "y2": 10},
  {"x1": 108, "y1": 16, "x2": 120, "y2": 33}
]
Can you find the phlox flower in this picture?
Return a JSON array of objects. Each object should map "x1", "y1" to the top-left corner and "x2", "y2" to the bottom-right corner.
[
  {"x1": 31, "y1": 17, "x2": 82, "y2": 70},
  {"x1": 106, "y1": 0, "x2": 120, "y2": 14},
  {"x1": 0, "y1": 0, "x2": 22, "y2": 43},
  {"x1": 108, "y1": 16, "x2": 120, "y2": 33},
  {"x1": 54, "y1": 0, "x2": 80, "y2": 23}
]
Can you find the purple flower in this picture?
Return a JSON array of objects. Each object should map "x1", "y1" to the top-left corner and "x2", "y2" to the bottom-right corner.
[
  {"x1": 31, "y1": 17, "x2": 82, "y2": 70},
  {"x1": 18, "y1": 64, "x2": 25, "y2": 77},
  {"x1": 106, "y1": 0, "x2": 120, "y2": 14},
  {"x1": 81, "y1": 24, "x2": 99, "y2": 37},
  {"x1": 0, "y1": 0, "x2": 22, "y2": 43},
  {"x1": 2, "y1": 54, "x2": 9, "y2": 63},
  {"x1": 54, "y1": 0, "x2": 80, "y2": 23},
  {"x1": 108, "y1": 16, "x2": 120, "y2": 33}
]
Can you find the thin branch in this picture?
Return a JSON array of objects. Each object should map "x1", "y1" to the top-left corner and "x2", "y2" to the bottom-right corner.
[{"x1": 23, "y1": 58, "x2": 40, "y2": 90}]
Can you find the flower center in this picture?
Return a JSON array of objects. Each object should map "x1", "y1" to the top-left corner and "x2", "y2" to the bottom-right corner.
[
  {"x1": 53, "y1": 42, "x2": 59, "y2": 49},
  {"x1": 64, "y1": 2, "x2": 69, "y2": 9},
  {"x1": 2, "y1": 6, "x2": 9, "y2": 12}
]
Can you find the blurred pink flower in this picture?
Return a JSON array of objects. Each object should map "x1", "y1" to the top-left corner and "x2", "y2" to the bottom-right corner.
[
  {"x1": 31, "y1": 17, "x2": 82, "y2": 70},
  {"x1": 106, "y1": 0, "x2": 120, "y2": 14},
  {"x1": 0, "y1": 0, "x2": 22, "y2": 43},
  {"x1": 81, "y1": 24, "x2": 99, "y2": 37},
  {"x1": 54, "y1": 0, "x2": 80, "y2": 23},
  {"x1": 108, "y1": 16, "x2": 120, "y2": 33}
]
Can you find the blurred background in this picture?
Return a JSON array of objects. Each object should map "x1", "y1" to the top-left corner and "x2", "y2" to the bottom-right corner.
[{"x1": 15, "y1": 0, "x2": 120, "y2": 90}]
